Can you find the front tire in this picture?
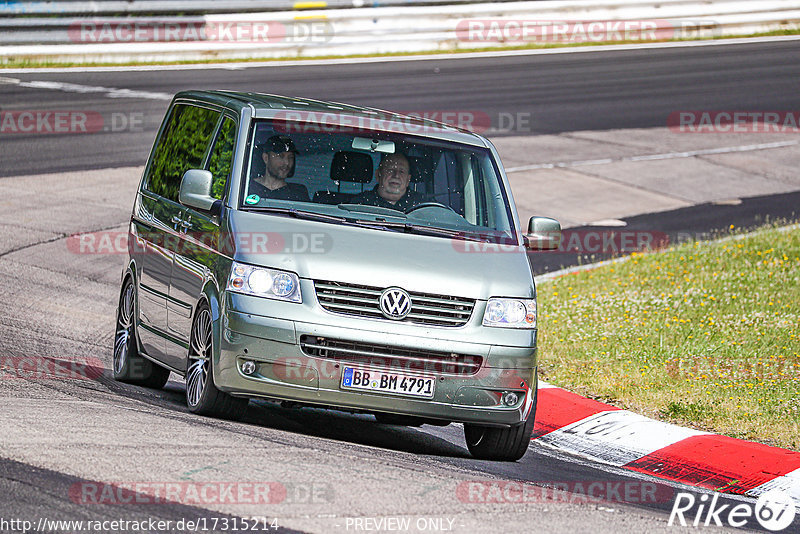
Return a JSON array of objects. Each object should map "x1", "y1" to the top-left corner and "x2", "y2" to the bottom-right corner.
[
  {"x1": 113, "y1": 277, "x2": 171, "y2": 389},
  {"x1": 185, "y1": 303, "x2": 248, "y2": 420},
  {"x1": 463, "y1": 387, "x2": 537, "y2": 461}
]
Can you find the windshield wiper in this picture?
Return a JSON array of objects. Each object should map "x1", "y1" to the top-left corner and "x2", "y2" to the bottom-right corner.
[
  {"x1": 337, "y1": 203, "x2": 407, "y2": 219},
  {"x1": 243, "y1": 206, "x2": 348, "y2": 224},
  {"x1": 243, "y1": 206, "x2": 496, "y2": 242},
  {"x1": 369, "y1": 220, "x2": 491, "y2": 242}
]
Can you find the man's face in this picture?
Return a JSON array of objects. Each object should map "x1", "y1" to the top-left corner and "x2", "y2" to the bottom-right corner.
[
  {"x1": 263, "y1": 150, "x2": 294, "y2": 181},
  {"x1": 376, "y1": 154, "x2": 411, "y2": 203}
]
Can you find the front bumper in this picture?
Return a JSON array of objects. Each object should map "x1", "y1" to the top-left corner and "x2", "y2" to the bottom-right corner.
[{"x1": 216, "y1": 293, "x2": 537, "y2": 426}]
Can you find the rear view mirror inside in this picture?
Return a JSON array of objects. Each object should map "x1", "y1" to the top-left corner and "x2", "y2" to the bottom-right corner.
[{"x1": 352, "y1": 137, "x2": 395, "y2": 153}]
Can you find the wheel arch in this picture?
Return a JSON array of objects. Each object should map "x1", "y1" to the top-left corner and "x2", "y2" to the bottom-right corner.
[{"x1": 122, "y1": 259, "x2": 138, "y2": 285}]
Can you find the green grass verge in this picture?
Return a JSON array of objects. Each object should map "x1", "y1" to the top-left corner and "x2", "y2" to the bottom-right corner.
[
  {"x1": 537, "y1": 223, "x2": 800, "y2": 450},
  {"x1": 1, "y1": 28, "x2": 799, "y2": 69}
]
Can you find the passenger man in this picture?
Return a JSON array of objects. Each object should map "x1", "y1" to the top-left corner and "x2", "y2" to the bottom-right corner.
[{"x1": 249, "y1": 135, "x2": 310, "y2": 202}]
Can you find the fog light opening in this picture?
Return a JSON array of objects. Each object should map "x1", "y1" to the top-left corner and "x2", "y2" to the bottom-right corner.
[
  {"x1": 501, "y1": 391, "x2": 519, "y2": 406},
  {"x1": 241, "y1": 360, "x2": 256, "y2": 376}
]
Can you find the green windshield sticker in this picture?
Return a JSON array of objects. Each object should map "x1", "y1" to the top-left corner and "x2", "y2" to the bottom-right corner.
[{"x1": 245, "y1": 194, "x2": 260, "y2": 205}]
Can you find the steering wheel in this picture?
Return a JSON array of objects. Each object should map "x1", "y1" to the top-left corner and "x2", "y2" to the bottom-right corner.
[{"x1": 404, "y1": 202, "x2": 456, "y2": 214}]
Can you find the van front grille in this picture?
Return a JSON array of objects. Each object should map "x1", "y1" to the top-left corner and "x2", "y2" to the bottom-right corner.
[
  {"x1": 313, "y1": 280, "x2": 474, "y2": 327},
  {"x1": 299, "y1": 335, "x2": 482, "y2": 375}
]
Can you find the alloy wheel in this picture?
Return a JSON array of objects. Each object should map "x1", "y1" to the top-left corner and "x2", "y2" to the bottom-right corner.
[
  {"x1": 113, "y1": 282, "x2": 135, "y2": 375},
  {"x1": 186, "y1": 308, "x2": 212, "y2": 407}
]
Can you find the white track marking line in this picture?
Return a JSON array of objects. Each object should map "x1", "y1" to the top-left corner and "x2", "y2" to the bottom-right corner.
[
  {"x1": 505, "y1": 140, "x2": 800, "y2": 173},
  {"x1": 0, "y1": 77, "x2": 171, "y2": 100},
  {"x1": 0, "y1": 35, "x2": 799, "y2": 74}
]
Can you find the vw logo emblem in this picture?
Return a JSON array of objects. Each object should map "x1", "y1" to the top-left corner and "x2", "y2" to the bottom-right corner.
[{"x1": 379, "y1": 287, "x2": 412, "y2": 320}]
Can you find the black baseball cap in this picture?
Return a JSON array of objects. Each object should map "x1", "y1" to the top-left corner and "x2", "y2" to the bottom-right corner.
[{"x1": 259, "y1": 135, "x2": 299, "y2": 154}]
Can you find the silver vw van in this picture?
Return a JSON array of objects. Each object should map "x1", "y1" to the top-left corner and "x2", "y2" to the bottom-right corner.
[{"x1": 114, "y1": 91, "x2": 560, "y2": 461}]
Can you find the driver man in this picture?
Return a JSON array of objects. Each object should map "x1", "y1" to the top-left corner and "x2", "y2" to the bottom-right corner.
[
  {"x1": 351, "y1": 152, "x2": 422, "y2": 211},
  {"x1": 249, "y1": 135, "x2": 310, "y2": 202}
]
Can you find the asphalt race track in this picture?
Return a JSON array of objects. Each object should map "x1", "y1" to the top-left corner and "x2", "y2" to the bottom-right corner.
[
  {"x1": 1, "y1": 39, "x2": 799, "y2": 176},
  {"x1": 1, "y1": 40, "x2": 799, "y2": 533}
]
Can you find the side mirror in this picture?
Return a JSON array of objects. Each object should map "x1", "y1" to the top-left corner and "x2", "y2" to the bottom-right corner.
[
  {"x1": 525, "y1": 216, "x2": 561, "y2": 251},
  {"x1": 179, "y1": 169, "x2": 221, "y2": 214}
]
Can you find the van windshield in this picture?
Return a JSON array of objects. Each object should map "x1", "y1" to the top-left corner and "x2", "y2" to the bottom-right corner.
[{"x1": 239, "y1": 119, "x2": 516, "y2": 241}]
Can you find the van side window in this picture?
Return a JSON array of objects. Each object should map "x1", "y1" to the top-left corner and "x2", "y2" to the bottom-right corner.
[
  {"x1": 144, "y1": 104, "x2": 220, "y2": 202},
  {"x1": 207, "y1": 117, "x2": 236, "y2": 201}
]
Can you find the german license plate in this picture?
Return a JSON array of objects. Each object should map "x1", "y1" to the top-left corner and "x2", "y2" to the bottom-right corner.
[{"x1": 341, "y1": 367, "x2": 435, "y2": 399}]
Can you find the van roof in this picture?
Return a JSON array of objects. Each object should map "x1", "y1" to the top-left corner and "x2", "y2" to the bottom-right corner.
[{"x1": 173, "y1": 90, "x2": 490, "y2": 147}]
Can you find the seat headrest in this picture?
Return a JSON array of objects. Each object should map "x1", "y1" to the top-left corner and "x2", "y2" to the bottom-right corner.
[
  {"x1": 407, "y1": 155, "x2": 434, "y2": 183},
  {"x1": 330, "y1": 151, "x2": 373, "y2": 183}
]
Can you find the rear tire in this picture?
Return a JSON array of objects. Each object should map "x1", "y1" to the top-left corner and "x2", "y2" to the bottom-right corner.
[
  {"x1": 113, "y1": 277, "x2": 171, "y2": 389},
  {"x1": 463, "y1": 388, "x2": 537, "y2": 461},
  {"x1": 185, "y1": 302, "x2": 248, "y2": 420}
]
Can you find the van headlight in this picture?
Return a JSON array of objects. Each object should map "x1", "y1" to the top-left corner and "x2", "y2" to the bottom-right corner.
[
  {"x1": 482, "y1": 298, "x2": 536, "y2": 329},
  {"x1": 227, "y1": 262, "x2": 301, "y2": 303}
]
